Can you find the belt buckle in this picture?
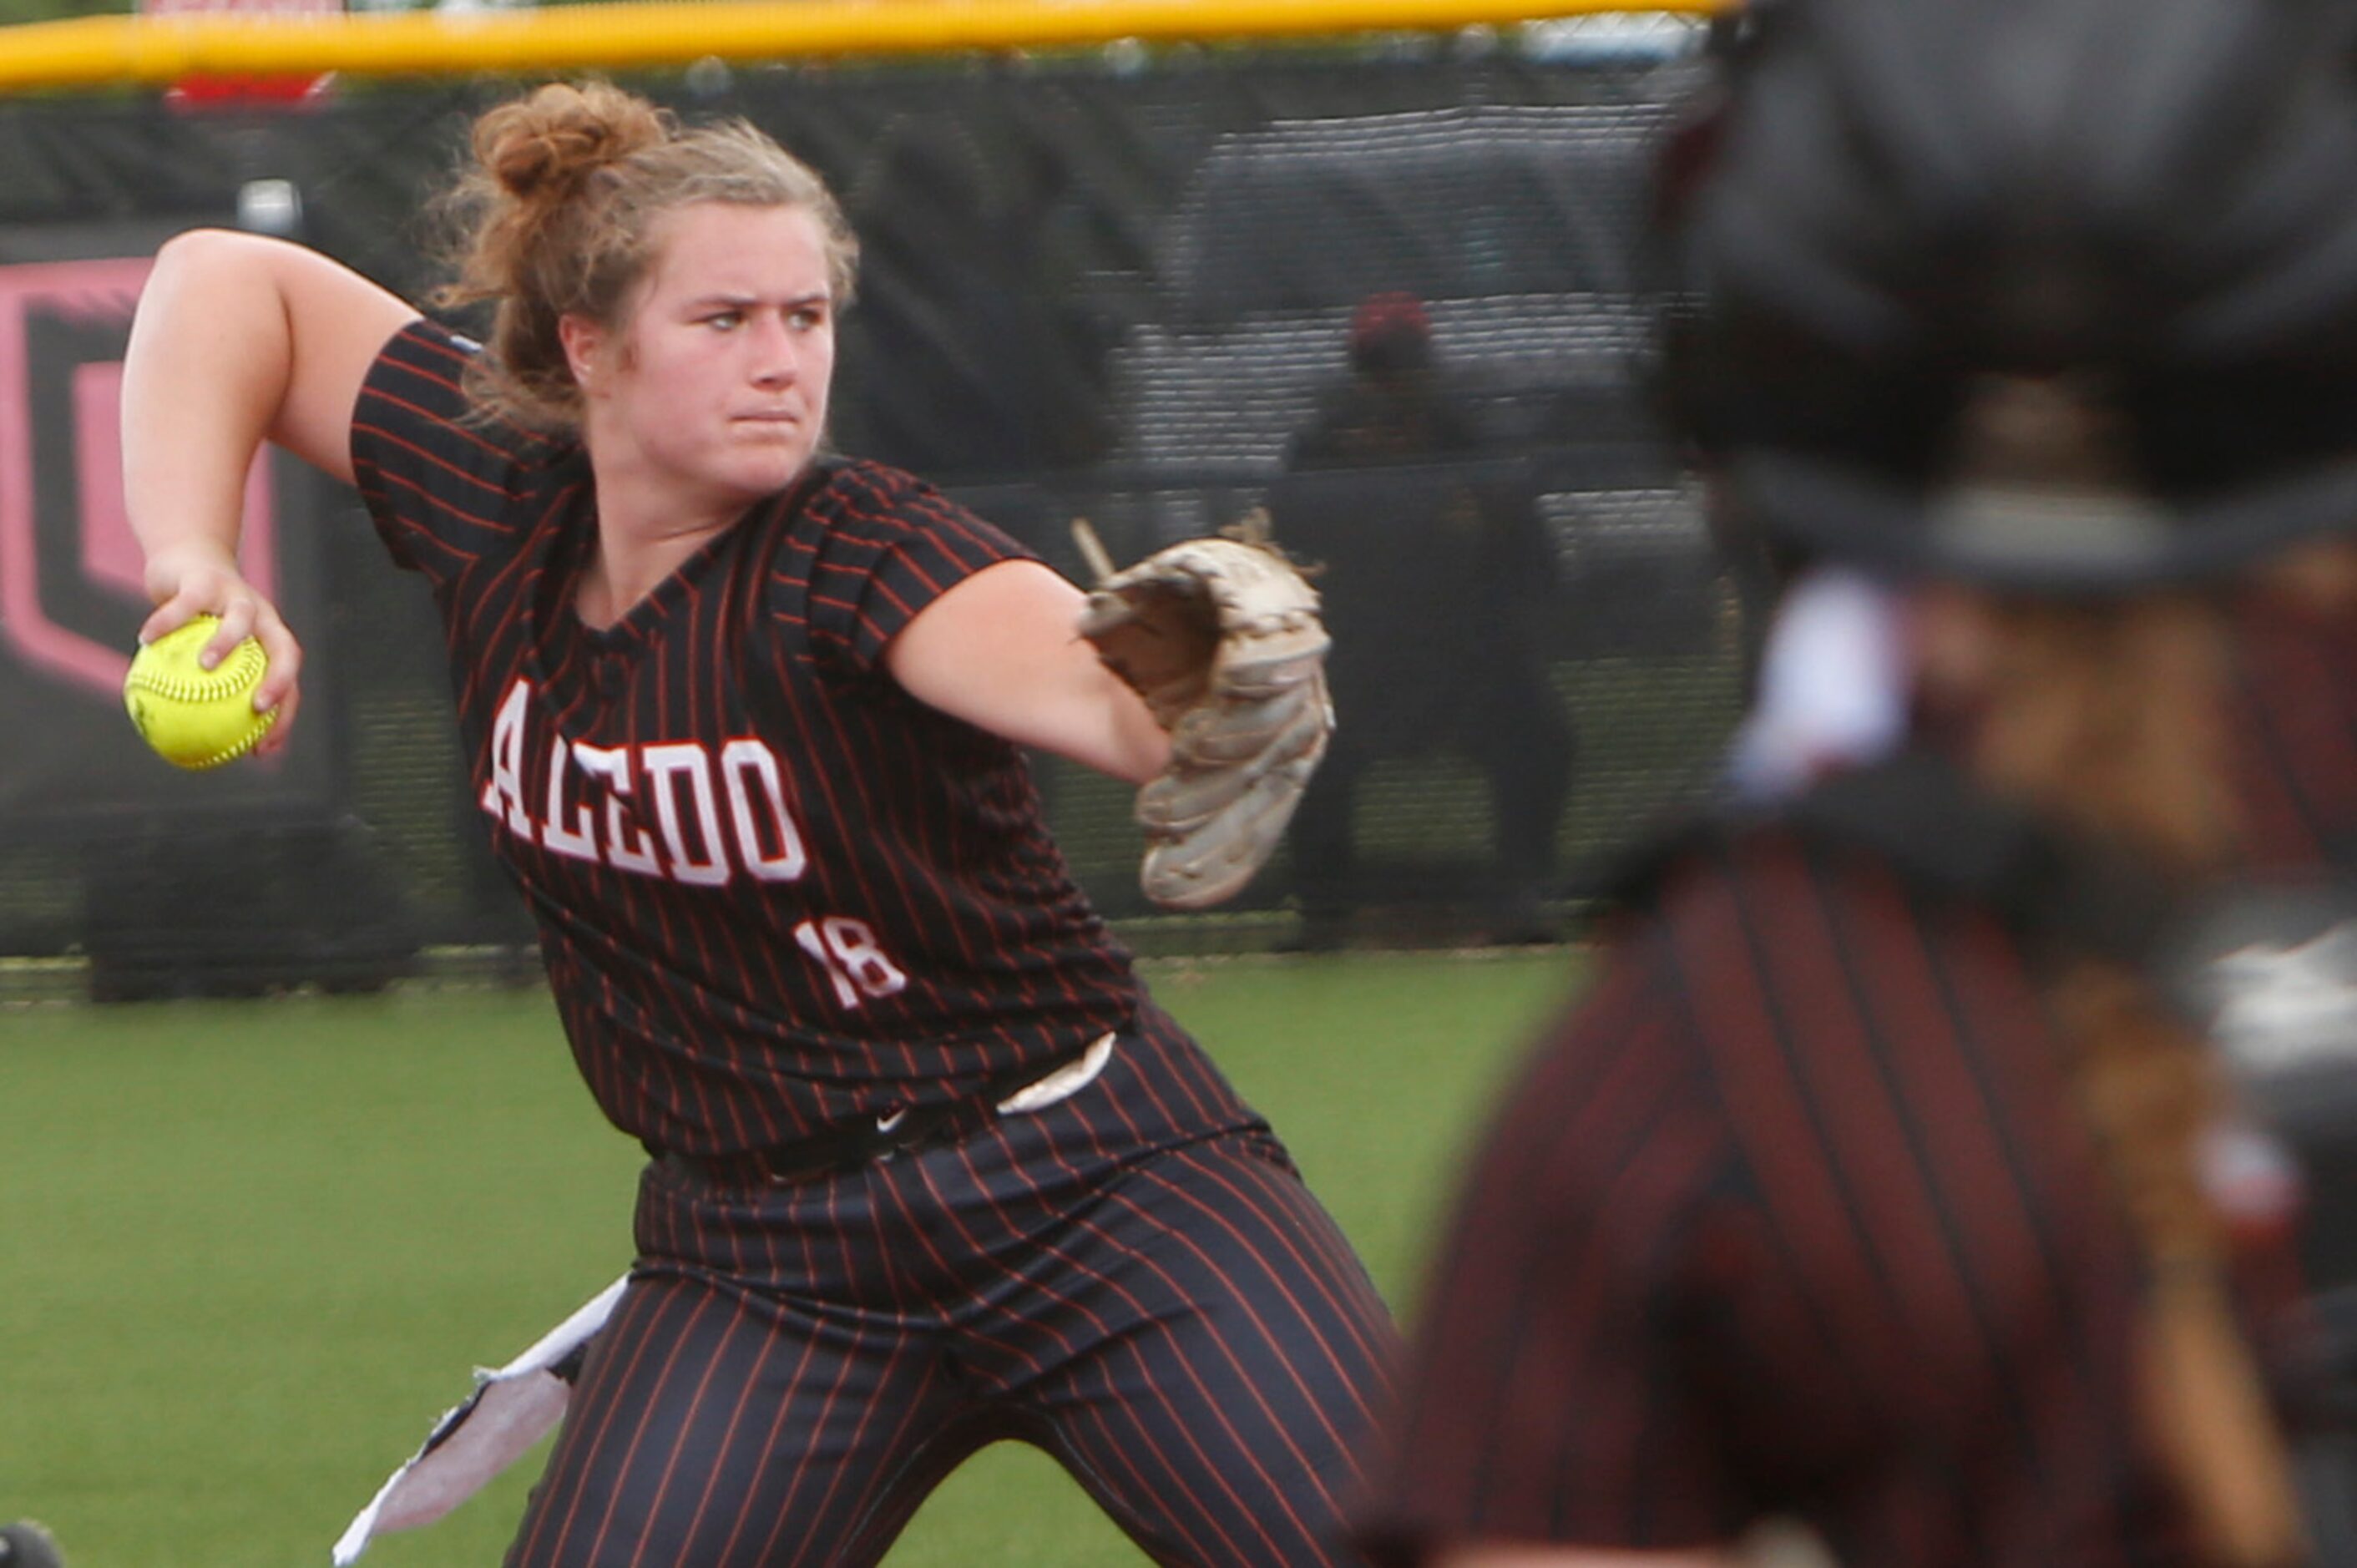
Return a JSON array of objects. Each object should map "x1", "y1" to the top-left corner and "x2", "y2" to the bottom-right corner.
[{"x1": 760, "y1": 1142, "x2": 845, "y2": 1185}]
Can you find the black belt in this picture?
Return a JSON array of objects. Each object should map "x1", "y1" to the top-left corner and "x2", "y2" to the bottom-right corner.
[{"x1": 660, "y1": 1049, "x2": 1087, "y2": 1189}]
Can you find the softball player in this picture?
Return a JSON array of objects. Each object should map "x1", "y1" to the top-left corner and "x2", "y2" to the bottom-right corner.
[
  {"x1": 1367, "y1": 0, "x2": 2357, "y2": 1563},
  {"x1": 120, "y1": 83, "x2": 1391, "y2": 1567}
]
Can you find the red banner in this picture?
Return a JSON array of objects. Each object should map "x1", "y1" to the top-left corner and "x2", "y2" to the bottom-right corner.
[{"x1": 137, "y1": 0, "x2": 341, "y2": 109}]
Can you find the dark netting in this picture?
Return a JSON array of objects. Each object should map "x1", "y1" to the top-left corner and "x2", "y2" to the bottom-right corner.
[{"x1": 0, "y1": 28, "x2": 1747, "y2": 995}]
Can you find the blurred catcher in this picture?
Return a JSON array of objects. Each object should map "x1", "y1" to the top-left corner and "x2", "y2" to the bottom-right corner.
[{"x1": 1364, "y1": 0, "x2": 2357, "y2": 1565}]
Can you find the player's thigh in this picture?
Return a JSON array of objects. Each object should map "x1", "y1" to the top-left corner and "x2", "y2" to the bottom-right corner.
[
  {"x1": 506, "y1": 1268, "x2": 958, "y2": 1568},
  {"x1": 1011, "y1": 1135, "x2": 1399, "y2": 1567}
]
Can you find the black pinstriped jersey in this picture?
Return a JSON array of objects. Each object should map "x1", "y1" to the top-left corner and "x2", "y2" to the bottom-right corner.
[{"x1": 351, "y1": 319, "x2": 1143, "y2": 1157}]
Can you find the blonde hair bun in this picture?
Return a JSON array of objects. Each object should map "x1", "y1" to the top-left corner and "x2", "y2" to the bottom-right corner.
[{"x1": 472, "y1": 82, "x2": 670, "y2": 205}]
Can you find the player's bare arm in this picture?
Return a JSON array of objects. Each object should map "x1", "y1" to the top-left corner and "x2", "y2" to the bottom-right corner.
[
  {"x1": 122, "y1": 229, "x2": 418, "y2": 746},
  {"x1": 884, "y1": 558, "x2": 1173, "y2": 783}
]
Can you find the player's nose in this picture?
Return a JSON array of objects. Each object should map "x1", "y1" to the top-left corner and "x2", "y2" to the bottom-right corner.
[{"x1": 746, "y1": 312, "x2": 799, "y2": 383}]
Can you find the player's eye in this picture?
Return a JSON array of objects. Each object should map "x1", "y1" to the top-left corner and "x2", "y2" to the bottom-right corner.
[
  {"x1": 704, "y1": 311, "x2": 743, "y2": 331},
  {"x1": 789, "y1": 306, "x2": 827, "y2": 331}
]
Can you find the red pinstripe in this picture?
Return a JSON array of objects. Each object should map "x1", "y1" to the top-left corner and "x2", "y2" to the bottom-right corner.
[
  {"x1": 513, "y1": 1282, "x2": 678, "y2": 1565},
  {"x1": 792, "y1": 1343, "x2": 957, "y2": 1560},
  {"x1": 1046, "y1": 1424, "x2": 1228, "y2": 1568},
  {"x1": 1844, "y1": 865, "x2": 2121, "y2": 1542},
  {"x1": 2228, "y1": 593, "x2": 2357, "y2": 873},
  {"x1": 585, "y1": 1287, "x2": 752, "y2": 1563},
  {"x1": 670, "y1": 1309, "x2": 793, "y2": 1555},
  {"x1": 1540, "y1": 1110, "x2": 1722, "y2": 1544},
  {"x1": 755, "y1": 1312, "x2": 898, "y2": 1556},
  {"x1": 355, "y1": 453, "x2": 515, "y2": 534},
  {"x1": 1454, "y1": 974, "x2": 1709, "y2": 1540},
  {"x1": 951, "y1": 1136, "x2": 1366, "y2": 1530},
  {"x1": 969, "y1": 1172, "x2": 1373, "y2": 1566},
  {"x1": 1933, "y1": 910, "x2": 2146, "y2": 1568},
  {"x1": 1124, "y1": 1149, "x2": 1393, "y2": 1431},
  {"x1": 351, "y1": 408, "x2": 534, "y2": 498},
  {"x1": 1679, "y1": 853, "x2": 1930, "y2": 1396},
  {"x1": 370, "y1": 363, "x2": 548, "y2": 464},
  {"x1": 583, "y1": 1287, "x2": 730, "y2": 1565},
  {"x1": 880, "y1": 1152, "x2": 1290, "y2": 1563},
  {"x1": 1753, "y1": 842, "x2": 1996, "y2": 1435},
  {"x1": 723, "y1": 1318, "x2": 876, "y2": 1565}
]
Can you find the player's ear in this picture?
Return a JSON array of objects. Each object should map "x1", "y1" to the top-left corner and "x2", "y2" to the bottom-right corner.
[{"x1": 558, "y1": 312, "x2": 610, "y2": 396}]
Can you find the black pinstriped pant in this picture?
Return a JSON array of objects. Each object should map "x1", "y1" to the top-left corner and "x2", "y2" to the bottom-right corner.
[{"x1": 504, "y1": 1020, "x2": 1397, "y2": 1567}]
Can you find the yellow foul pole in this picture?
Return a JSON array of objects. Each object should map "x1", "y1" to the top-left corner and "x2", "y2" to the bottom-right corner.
[{"x1": 0, "y1": 0, "x2": 1720, "y2": 92}]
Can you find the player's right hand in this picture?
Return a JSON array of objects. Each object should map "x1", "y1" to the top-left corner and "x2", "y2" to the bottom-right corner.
[{"x1": 139, "y1": 539, "x2": 305, "y2": 756}]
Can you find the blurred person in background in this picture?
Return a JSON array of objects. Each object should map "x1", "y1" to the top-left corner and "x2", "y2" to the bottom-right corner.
[
  {"x1": 117, "y1": 79, "x2": 1391, "y2": 1568},
  {"x1": 1362, "y1": 0, "x2": 2357, "y2": 1564},
  {"x1": 1276, "y1": 291, "x2": 1575, "y2": 949}
]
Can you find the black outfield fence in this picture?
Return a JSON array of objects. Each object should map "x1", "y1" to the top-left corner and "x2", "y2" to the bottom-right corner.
[{"x1": 0, "y1": 34, "x2": 1748, "y2": 998}]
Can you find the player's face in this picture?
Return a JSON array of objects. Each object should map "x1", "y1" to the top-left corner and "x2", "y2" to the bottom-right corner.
[{"x1": 584, "y1": 200, "x2": 838, "y2": 512}]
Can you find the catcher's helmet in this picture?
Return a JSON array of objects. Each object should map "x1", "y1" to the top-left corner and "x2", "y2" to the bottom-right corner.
[
  {"x1": 0, "y1": 1521, "x2": 65, "y2": 1568},
  {"x1": 1662, "y1": 0, "x2": 2357, "y2": 589}
]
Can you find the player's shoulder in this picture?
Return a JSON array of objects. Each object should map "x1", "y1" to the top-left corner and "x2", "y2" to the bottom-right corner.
[
  {"x1": 362, "y1": 316, "x2": 476, "y2": 406},
  {"x1": 358, "y1": 316, "x2": 564, "y2": 467},
  {"x1": 1598, "y1": 822, "x2": 1829, "y2": 978},
  {"x1": 796, "y1": 458, "x2": 1032, "y2": 561},
  {"x1": 1608, "y1": 752, "x2": 2037, "y2": 962},
  {"x1": 802, "y1": 458, "x2": 956, "y2": 529},
  {"x1": 379, "y1": 313, "x2": 472, "y2": 365}
]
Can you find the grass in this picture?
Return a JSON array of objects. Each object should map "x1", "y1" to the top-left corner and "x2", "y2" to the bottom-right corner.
[{"x1": 0, "y1": 948, "x2": 1583, "y2": 1567}]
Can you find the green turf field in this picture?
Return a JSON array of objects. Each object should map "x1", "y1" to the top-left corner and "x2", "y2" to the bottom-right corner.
[{"x1": 0, "y1": 948, "x2": 1583, "y2": 1567}]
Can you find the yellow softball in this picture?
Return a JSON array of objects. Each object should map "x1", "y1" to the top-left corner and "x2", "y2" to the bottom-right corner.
[{"x1": 123, "y1": 614, "x2": 279, "y2": 771}]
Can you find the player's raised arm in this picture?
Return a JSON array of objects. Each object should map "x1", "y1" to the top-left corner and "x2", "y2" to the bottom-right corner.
[{"x1": 120, "y1": 229, "x2": 418, "y2": 739}]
